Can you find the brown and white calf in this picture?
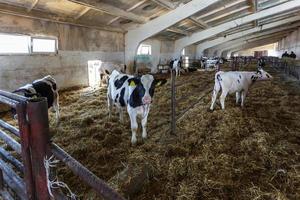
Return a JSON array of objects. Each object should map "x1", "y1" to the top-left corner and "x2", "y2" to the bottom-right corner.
[
  {"x1": 210, "y1": 68, "x2": 273, "y2": 110},
  {"x1": 107, "y1": 70, "x2": 166, "y2": 145},
  {"x1": 13, "y1": 75, "x2": 60, "y2": 123}
]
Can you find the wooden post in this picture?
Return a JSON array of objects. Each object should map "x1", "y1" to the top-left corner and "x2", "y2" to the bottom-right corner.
[
  {"x1": 0, "y1": 169, "x2": 3, "y2": 190},
  {"x1": 16, "y1": 102, "x2": 35, "y2": 200},
  {"x1": 170, "y1": 70, "x2": 176, "y2": 135},
  {"x1": 27, "y1": 98, "x2": 51, "y2": 200}
]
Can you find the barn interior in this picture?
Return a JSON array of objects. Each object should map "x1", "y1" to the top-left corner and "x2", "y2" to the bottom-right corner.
[{"x1": 0, "y1": 0, "x2": 299, "y2": 200}]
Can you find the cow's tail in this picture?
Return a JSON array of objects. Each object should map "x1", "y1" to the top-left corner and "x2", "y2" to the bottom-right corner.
[{"x1": 215, "y1": 71, "x2": 224, "y2": 91}]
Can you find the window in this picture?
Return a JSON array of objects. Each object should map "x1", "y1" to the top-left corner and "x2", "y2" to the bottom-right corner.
[
  {"x1": 32, "y1": 38, "x2": 56, "y2": 53},
  {"x1": 0, "y1": 34, "x2": 30, "y2": 54},
  {"x1": 137, "y1": 44, "x2": 151, "y2": 55},
  {"x1": 0, "y1": 33, "x2": 57, "y2": 54}
]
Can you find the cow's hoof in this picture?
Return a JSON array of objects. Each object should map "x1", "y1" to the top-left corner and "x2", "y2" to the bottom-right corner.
[
  {"x1": 131, "y1": 139, "x2": 137, "y2": 146},
  {"x1": 207, "y1": 108, "x2": 213, "y2": 112}
]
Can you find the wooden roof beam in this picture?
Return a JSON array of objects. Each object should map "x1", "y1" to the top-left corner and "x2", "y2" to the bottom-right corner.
[{"x1": 67, "y1": 0, "x2": 147, "y2": 23}]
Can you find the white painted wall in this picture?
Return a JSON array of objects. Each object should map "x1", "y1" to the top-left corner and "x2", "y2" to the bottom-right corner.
[
  {"x1": 276, "y1": 27, "x2": 300, "y2": 59},
  {"x1": 0, "y1": 14, "x2": 124, "y2": 91},
  {"x1": 135, "y1": 39, "x2": 175, "y2": 72}
]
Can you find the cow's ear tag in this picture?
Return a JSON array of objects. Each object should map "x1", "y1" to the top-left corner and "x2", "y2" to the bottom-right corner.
[{"x1": 129, "y1": 81, "x2": 136, "y2": 87}]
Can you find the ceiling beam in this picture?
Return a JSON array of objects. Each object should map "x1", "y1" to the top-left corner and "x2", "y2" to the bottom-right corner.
[
  {"x1": 228, "y1": 37, "x2": 284, "y2": 55},
  {"x1": 216, "y1": 30, "x2": 295, "y2": 53},
  {"x1": 0, "y1": 3, "x2": 124, "y2": 33},
  {"x1": 196, "y1": 0, "x2": 245, "y2": 19},
  {"x1": 205, "y1": 5, "x2": 251, "y2": 23},
  {"x1": 166, "y1": 27, "x2": 189, "y2": 35},
  {"x1": 107, "y1": 0, "x2": 148, "y2": 25},
  {"x1": 196, "y1": 15, "x2": 300, "y2": 53},
  {"x1": 74, "y1": 7, "x2": 90, "y2": 20},
  {"x1": 149, "y1": 0, "x2": 209, "y2": 28},
  {"x1": 67, "y1": 0, "x2": 147, "y2": 23},
  {"x1": 175, "y1": 0, "x2": 300, "y2": 54},
  {"x1": 27, "y1": 0, "x2": 39, "y2": 12},
  {"x1": 200, "y1": 1, "x2": 249, "y2": 22}
]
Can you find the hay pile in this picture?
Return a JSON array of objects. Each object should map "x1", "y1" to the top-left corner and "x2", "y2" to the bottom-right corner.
[{"x1": 46, "y1": 66, "x2": 299, "y2": 199}]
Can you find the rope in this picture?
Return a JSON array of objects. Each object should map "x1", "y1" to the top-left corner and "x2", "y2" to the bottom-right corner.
[{"x1": 44, "y1": 155, "x2": 77, "y2": 199}]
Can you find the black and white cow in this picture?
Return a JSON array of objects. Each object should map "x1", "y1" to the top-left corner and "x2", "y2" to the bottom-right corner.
[
  {"x1": 169, "y1": 59, "x2": 182, "y2": 77},
  {"x1": 99, "y1": 63, "x2": 126, "y2": 86},
  {"x1": 107, "y1": 70, "x2": 166, "y2": 145},
  {"x1": 13, "y1": 75, "x2": 60, "y2": 123},
  {"x1": 210, "y1": 67, "x2": 273, "y2": 110}
]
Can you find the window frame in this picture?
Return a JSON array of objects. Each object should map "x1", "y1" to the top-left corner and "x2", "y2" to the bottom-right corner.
[
  {"x1": 31, "y1": 36, "x2": 58, "y2": 55},
  {"x1": 0, "y1": 33, "x2": 58, "y2": 56},
  {"x1": 137, "y1": 44, "x2": 152, "y2": 55}
]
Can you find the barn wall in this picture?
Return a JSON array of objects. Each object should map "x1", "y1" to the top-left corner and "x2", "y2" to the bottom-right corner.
[
  {"x1": 182, "y1": 45, "x2": 197, "y2": 59},
  {"x1": 276, "y1": 28, "x2": 300, "y2": 59},
  {"x1": 0, "y1": 14, "x2": 124, "y2": 91},
  {"x1": 136, "y1": 39, "x2": 175, "y2": 72},
  {"x1": 236, "y1": 44, "x2": 276, "y2": 57}
]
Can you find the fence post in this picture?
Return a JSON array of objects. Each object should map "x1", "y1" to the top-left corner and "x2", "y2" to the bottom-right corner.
[
  {"x1": 16, "y1": 102, "x2": 35, "y2": 200},
  {"x1": 170, "y1": 70, "x2": 176, "y2": 135},
  {"x1": 27, "y1": 98, "x2": 51, "y2": 200}
]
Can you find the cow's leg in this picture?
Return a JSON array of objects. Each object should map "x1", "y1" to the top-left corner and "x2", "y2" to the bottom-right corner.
[
  {"x1": 53, "y1": 92, "x2": 60, "y2": 124},
  {"x1": 220, "y1": 90, "x2": 228, "y2": 110},
  {"x1": 107, "y1": 93, "x2": 113, "y2": 118},
  {"x1": 210, "y1": 83, "x2": 220, "y2": 110},
  {"x1": 128, "y1": 109, "x2": 138, "y2": 145},
  {"x1": 141, "y1": 110, "x2": 150, "y2": 140},
  {"x1": 236, "y1": 92, "x2": 240, "y2": 105},
  {"x1": 178, "y1": 68, "x2": 181, "y2": 76},
  {"x1": 119, "y1": 107, "x2": 124, "y2": 123},
  {"x1": 241, "y1": 90, "x2": 247, "y2": 107}
]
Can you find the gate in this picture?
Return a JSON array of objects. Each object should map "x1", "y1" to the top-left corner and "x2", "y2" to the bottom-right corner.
[{"x1": 0, "y1": 90, "x2": 124, "y2": 200}]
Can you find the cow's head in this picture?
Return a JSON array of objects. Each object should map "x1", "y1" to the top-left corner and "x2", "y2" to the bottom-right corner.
[
  {"x1": 255, "y1": 69, "x2": 273, "y2": 81},
  {"x1": 258, "y1": 59, "x2": 266, "y2": 68},
  {"x1": 128, "y1": 75, "x2": 167, "y2": 106}
]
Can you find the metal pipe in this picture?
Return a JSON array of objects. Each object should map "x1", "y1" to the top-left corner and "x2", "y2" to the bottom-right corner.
[
  {"x1": 51, "y1": 143, "x2": 125, "y2": 200},
  {"x1": 0, "y1": 90, "x2": 27, "y2": 102},
  {"x1": 0, "y1": 129, "x2": 21, "y2": 154},
  {"x1": 0, "y1": 158, "x2": 26, "y2": 199},
  {"x1": 0, "y1": 119, "x2": 20, "y2": 137},
  {"x1": 0, "y1": 146, "x2": 24, "y2": 173},
  {"x1": 170, "y1": 70, "x2": 176, "y2": 135},
  {"x1": 0, "y1": 95, "x2": 18, "y2": 109}
]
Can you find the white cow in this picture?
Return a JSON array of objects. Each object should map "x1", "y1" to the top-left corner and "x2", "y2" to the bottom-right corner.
[
  {"x1": 107, "y1": 70, "x2": 166, "y2": 145},
  {"x1": 170, "y1": 59, "x2": 182, "y2": 77},
  {"x1": 210, "y1": 68, "x2": 273, "y2": 110}
]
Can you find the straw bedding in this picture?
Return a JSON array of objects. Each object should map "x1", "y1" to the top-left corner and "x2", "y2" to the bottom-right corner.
[{"x1": 3, "y1": 64, "x2": 299, "y2": 199}]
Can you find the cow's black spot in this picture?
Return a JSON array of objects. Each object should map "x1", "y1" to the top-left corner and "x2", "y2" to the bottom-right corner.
[
  {"x1": 266, "y1": 74, "x2": 270, "y2": 78},
  {"x1": 237, "y1": 79, "x2": 240, "y2": 83},
  {"x1": 251, "y1": 75, "x2": 257, "y2": 83},
  {"x1": 114, "y1": 75, "x2": 128, "y2": 89},
  {"x1": 128, "y1": 77, "x2": 141, "y2": 86},
  {"x1": 239, "y1": 75, "x2": 242, "y2": 79},
  {"x1": 119, "y1": 88, "x2": 126, "y2": 107},
  {"x1": 217, "y1": 74, "x2": 222, "y2": 81},
  {"x1": 32, "y1": 81, "x2": 54, "y2": 108},
  {"x1": 129, "y1": 83, "x2": 145, "y2": 108},
  {"x1": 115, "y1": 93, "x2": 119, "y2": 103}
]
